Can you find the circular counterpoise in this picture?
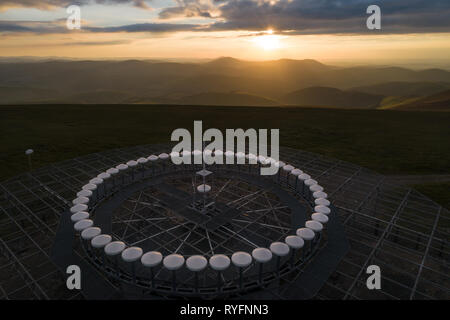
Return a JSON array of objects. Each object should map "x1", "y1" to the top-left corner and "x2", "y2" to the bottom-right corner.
[
  {"x1": 100, "y1": 171, "x2": 305, "y2": 273},
  {"x1": 100, "y1": 168, "x2": 309, "y2": 260},
  {"x1": 11, "y1": 143, "x2": 444, "y2": 301},
  {"x1": 72, "y1": 151, "x2": 335, "y2": 298}
]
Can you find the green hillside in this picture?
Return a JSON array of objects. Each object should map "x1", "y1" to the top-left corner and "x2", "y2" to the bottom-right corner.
[
  {"x1": 170, "y1": 92, "x2": 279, "y2": 106},
  {"x1": 351, "y1": 81, "x2": 450, "y2": 97},
  {"x1": 392, "y1": 89, "x2": 450, "y2": 111},
  {"x1": 282, "y1": 86, "x2": 384, "y2": 108},
  {"x1": 1, "y1": 104, "x2": 449, "y2": 182}
]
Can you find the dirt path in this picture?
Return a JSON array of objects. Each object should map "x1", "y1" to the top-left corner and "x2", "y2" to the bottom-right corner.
[{"x1": 386, "y1": 174, "x2": 450, "y2": 186}]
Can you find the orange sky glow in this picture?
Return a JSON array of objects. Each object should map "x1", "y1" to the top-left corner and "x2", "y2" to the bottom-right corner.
[{"x1": 1, "y1": 1, "x2": 449, "y2": 67}]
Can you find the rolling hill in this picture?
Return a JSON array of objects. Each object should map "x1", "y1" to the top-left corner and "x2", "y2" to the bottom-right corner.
[
  {"x1": 163, "y1": 92, "x2": 279, "y2": 106},
  {"x1": 391, "y1": 89, "x2": 450, "y2": 111},
  {"x1": 351, "y1": 81, "x2": 450, "y2": 97},
  {"x1": 1, "y1": 58, "x2": 450, "y2": 106},
  {"x1": 281, "y1": 87, "x2": 384, "y2": 108}
]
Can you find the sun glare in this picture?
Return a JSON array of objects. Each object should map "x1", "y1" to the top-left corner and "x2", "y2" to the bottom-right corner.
[{"x1": 253, "y1": 30, "x2": 281, "y2": 50}]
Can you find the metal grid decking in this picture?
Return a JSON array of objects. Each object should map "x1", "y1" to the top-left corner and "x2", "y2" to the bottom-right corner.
[{"x1": 0, "y1": 144, "x2": 448, "y2": 300}]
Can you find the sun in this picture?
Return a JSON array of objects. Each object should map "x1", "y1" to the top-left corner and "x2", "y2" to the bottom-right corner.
[{"x1": 253, "y1": 29, "x2": 281, "y2": 50}]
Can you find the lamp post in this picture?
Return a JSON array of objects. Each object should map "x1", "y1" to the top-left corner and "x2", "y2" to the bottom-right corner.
[{"x1": 25, "y1": 149, "x2": 34, "y2": 171}]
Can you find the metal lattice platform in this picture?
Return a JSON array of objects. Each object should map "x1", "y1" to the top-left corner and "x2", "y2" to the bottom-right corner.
[{"x1": 0, "y1": 144, "x2": 449, "y2": 300}]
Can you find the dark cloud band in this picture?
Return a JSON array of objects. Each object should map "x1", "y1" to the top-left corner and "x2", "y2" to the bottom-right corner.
[
  {"x1": 0, "y1": 0, "x2": 150, "y2": 10},
  {"x1": 1, "y1": 0, "x2": 449, "y2": 35}
]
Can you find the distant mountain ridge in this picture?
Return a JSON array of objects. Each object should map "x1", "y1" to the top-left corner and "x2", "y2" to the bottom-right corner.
[{"x1": 0, "y1": 57, "x2": 449, "y2": 109}]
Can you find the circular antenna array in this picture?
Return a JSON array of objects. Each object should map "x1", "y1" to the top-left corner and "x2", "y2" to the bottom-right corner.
[{"x1": 69, "y1": 150, "x2": 333, "y2": 297}]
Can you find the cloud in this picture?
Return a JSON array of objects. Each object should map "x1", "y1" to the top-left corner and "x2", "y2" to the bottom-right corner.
[
  {"x1": 85, "y1": 22, "x2": 203, "y2": 32},
  {"x1": 1, "y1": 0, "x2": 449, "y2": 35},
  {"x1": 0, "y1": 20, "x2": 203, "y2": 34},
  {"x1": 208, "y1": 0, "x2": 450, "y2": 34},
  {"x1": 0, "y1": 20, "x2": 68, "y2": 34},
  {"x1": 0, "y1": 22, "x2": 32, "y2": 32},
  {"x1": 159, "y1": 0, "x2": 218, "y2": 19},
  {"x1": 159, "y1": 0, "x2": 450, "y2": 34},
  {"x1": 0, "y1": 0, "x2": 151, "y2": 11},
  {"x1": 64, "y1": 39, "x2": 132, "y2": 45}
]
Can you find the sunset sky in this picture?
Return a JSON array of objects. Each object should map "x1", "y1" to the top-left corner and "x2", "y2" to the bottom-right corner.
[{"x1": 1, "y1": 0, "x2": 450, "y2": 66}]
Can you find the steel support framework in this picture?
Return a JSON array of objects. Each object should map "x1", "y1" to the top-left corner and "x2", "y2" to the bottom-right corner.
[{"x1": 0, "y1": 144, "x2": 448, "y2": 300}]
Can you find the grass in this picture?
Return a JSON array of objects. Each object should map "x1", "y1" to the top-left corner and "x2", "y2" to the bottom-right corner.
[
  {"x1": 413, "y1": 182, "x2": 450, "y2": 210},
  {"x1": 379, "y1": 96, "x2": 420, "y2": 109},
  {"x1": 1, "y1": 104, "x2": 449, "y2": 183}
]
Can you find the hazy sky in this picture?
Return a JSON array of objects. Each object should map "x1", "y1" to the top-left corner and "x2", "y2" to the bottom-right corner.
[{"x1": 1, "y1": 0, "x2": 449, "y2": 66}]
